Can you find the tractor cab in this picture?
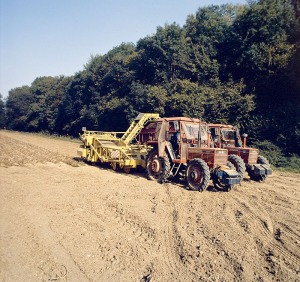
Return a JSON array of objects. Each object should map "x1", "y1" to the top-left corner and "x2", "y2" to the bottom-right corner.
[
  {"x1": 210, "y1": 125, "x2": 242, "y2": 148},
  {"x1": 208, "y1": 123, "x2": 272, "y2": 181}
]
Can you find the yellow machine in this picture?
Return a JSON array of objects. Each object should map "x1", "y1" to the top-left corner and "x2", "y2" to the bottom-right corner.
[{"x1": 77, "y1": 113, "x2": 160, "y2": 173}]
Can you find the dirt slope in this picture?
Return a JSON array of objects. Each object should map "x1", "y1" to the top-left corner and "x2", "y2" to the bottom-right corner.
[{"x1": 0, "y1": 130, "x2": 299, "y2": 281}]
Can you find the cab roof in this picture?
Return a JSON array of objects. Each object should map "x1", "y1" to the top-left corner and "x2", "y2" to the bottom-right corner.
[
  {"x1": 208, "y1": 124, "x2": 234, "y2": 129},
  {"x1": 159, "y1": 117, "x2": 206, "y2": 123}
]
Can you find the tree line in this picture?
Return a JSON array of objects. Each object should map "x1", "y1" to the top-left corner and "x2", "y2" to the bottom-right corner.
[{"x1": 1, "y1": 0, "x2": 299, "y2": 167}]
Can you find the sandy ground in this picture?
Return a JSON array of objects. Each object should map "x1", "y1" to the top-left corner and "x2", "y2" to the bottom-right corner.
[{"x1": 0, "y1": 130, "x2": 299, "y2": 282}]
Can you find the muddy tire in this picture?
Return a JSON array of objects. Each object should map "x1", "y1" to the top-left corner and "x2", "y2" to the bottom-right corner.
[
  {"x1": 186, "y1": 159, "x2": 210, "y2": 192},
  {"x1": 146, "y1": 150, "x2": 171, "y2": 182},
  {"x1": 159, "y1": 153, "x2": 171, "y2": 183},
  {"x1": 227, "y1": 161, "x2": 235, "y2": 170},
  {"x1": 213, "y1": 175, "x2": 234, "y2": 192},
  {"x1": 111, "y1": 162, "x2": 119, "y2": 171},
  {"x1": 249, "y1": 155, "x2": 271, "y2": 182},
  {"x1": 228, "y1": 154, "x2": 246, "y2": 179},
  {"x1": 258, "y1": 155, "x2": 270, "y2": 166}
]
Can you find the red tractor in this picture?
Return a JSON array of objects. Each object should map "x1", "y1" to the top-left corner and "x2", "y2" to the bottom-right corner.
[
  {"x1": 208, "y1": 124, "x2": 272, "y2": 181},
  {"x1": 139, "y1": 117, "x2": 241, "y2": 192}
]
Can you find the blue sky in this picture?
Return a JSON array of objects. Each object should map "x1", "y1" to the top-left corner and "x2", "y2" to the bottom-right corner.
[{"x1": 0, "y1": 0, "x2": 246, "y2": 99}]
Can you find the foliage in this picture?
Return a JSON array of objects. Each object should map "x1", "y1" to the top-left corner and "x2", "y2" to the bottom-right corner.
[
  {"x1": 6, "y1": 86, "x2": 34, "y2": 130},
  {"x1": 3, "y1": 0, "x2": 300, "y2": 170},
  {"x1": 0, "y1": 94, "x2": 6, "y2": 128},
  {"x1": 252, "y1": 140, "x2": 300, "y2": 172}
]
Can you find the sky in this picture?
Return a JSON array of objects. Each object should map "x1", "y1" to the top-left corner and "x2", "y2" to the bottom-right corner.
[{"x1": 0, "y1": 0, "x2": 246, "y2": 99}]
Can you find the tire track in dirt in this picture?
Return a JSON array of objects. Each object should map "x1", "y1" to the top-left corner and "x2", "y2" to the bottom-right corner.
[
  {"x1": 29, "y1": 212, "x2": 91, "y2": 281},
  {"x1": 76, "y1": 193, "x2": 161, "y2": 280},
  {"x1": 278, "y1": 223, "x2": 300, "y2": 244},
  {"x1": 157, "y1": 183, "x2": 194, "y2": 280},
  {"x1": 231, "y1": 191, "x2": 293, "y2": 278},
  {"x1": 1, "y1": 206, "x2": 90, "y2": 281},
  {"x1": 103, "y1": 198, "x2": 157, "y2": 248},
  {"x1": 104, "y1": 182, "x2": 190, "y2": 280},
  {"x1": 230, "y1": 194, "x2": 300, "y2": 269},
  {"x1": 245, "y1": 176, "x2": 300, "y2": 270},
  {"x1": 184, "y1": 192, "x2": 246, "y2": 281}
]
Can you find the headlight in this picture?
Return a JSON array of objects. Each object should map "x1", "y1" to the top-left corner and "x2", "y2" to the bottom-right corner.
[{"x1": 216, "y1": 150, "x2": 227, "y2": 154}]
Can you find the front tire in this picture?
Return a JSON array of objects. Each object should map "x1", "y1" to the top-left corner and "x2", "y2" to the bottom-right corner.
[
  {"x1": 186, "y1": 159, "x2": 210, "y2": 192},
  {"x1": 228, "y1": 154, "x2": 246, "y2": 179},
  {"x1": 146, "y1": 150, "x2": 171, "y2": 183},
  {"x1": 212, "y1": 174, "x2": 234, "y2": 192},
  {"x1": 249, "y1": 155, "x2": 270, "y2": 181},
  {"x1": 258, "y1": 155, "x2": 270, "y2": 166}
]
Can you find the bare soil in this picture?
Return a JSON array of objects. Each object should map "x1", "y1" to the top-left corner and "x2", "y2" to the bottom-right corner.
[{"x1": 0, "y1": 130, "x2": 299, "y2": 282}]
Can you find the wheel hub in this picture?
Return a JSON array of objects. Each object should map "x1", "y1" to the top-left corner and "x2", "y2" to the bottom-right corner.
[
  {"x1": 191, "y1": 169, "x2": 201, "y2": 182},
  {"x1": 191, "y1": 171, "x2": 198, "y2": 180},
  {"x1": 151, "y1": 159, "x2": 161, "y2": 173}
]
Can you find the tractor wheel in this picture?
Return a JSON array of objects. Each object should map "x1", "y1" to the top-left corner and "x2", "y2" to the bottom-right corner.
[
  {"x1": 228, "y1": 154, "x2": 246, "y2": 179},
  {"x1": 212, "y1": 176, "x2": 234, "y2": 192},
  {"x1": 123, "y1": 167, "x2": 131, "y2": 174},
  {"x1": 111, "y1": 162, "x2": 119, "y2": 171},
  {"x1": 227, "y1": 161, "x2": 234, "y2": 169},
  {"x1": 146, "y1": 150, "x2": 171, "y2": 182},
  {"x1": 258, "y1": 155, "x2": 270, "y2": 166},
  {"x1": 186, "y1": 159, "x2": 210, "y2": 192},
  {"x1": 159, "y1": 153, "x2": 171, "y2": 183},
  {"x1": 249, "y1": 155, "x2": 270, "y2": 182},
  {"x1": 249, "y1": 172, "x2": 266, "y2": 182}
]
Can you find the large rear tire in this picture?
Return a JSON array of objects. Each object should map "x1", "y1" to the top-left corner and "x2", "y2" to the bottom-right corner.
[
  {"x1": 159, "y1": 153, "x2": 171, "y2": 183},
  {"x1": 186, "y1": 159, "x2": 210, "y2": 192},
  {"x1": 228, "y1": 154, "x2": 246, "y2": 179}
]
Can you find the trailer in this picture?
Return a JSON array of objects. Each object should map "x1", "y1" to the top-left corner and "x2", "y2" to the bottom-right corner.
[{"x1": 77, "y1": 113, "x2": 160, "y2": 173}]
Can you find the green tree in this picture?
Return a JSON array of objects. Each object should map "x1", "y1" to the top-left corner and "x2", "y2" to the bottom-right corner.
[
  {"x1": 6, "y1": 86, "x2": 34, "y2": 130},
  {"x1": 135, "y1": 23, "x2": 193, "y2": 84},
  {"x1": 221, "y1": 0, "x2": 300, "y2": 154},
  {"x1": 26, "y1": 76, "x2": 71, "y2": 132},
  {"x1": 126, "y1": 83, "x2": 167, "y2": 120},
  {"x1": 201, "y1": 80, "x2": 255, "y2": 126},
  {"x1": 56, "y1": 70, "x2": 92, "y2": 135},
  {"x1": 184, "y1": 5, "x2": 245, "y2": 84},
  {"x1": 165, "y1": 79, "x2": 205, "y2": 118},
  {"x1": 223, "y1": 0, "x2": 299, "y2": 101},
  {"x1": 0, "y1": 94, "x2": 6, "y2": 128}
]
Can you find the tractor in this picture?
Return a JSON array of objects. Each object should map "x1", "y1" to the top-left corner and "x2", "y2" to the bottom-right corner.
[
  {"x1": 208, "y1": 124, "x2": 272, "y2": 181},
  {"x1": 139, "y1": 117, "x2": 241, "y2": 192}
]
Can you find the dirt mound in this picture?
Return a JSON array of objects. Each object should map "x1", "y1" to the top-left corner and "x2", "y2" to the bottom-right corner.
[{"x1": 0, "y1": 130, "x2": 299, "y2": 281}]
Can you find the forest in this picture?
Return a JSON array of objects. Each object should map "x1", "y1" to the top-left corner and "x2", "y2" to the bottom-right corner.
[{"x1": 0, "y1": 0, "x2": 299, "y2": 169}]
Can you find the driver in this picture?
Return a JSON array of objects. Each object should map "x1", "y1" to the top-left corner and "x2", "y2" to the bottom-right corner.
[{"x1": 171, "y1": 130, "x2": 180, "y2": 156}]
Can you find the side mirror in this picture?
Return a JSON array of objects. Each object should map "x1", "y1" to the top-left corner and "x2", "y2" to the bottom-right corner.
[{"x1": 82, "y1": 127, "x2": 86, "y2": 132}]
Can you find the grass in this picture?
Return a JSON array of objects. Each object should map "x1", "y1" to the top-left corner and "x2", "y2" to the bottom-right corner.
[{"x1": 251, "y1": 140, "x2": 300, "y2": 173}]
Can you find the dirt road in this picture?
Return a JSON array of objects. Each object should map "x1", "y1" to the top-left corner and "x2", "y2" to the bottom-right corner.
[{"x1": 0, "y1": 130, "x2": 299, "y2": 281}]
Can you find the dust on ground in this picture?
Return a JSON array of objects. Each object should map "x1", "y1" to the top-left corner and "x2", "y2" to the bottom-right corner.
[{"x1": 0, "y1": 130, "x2": 299, "y2": 281}]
